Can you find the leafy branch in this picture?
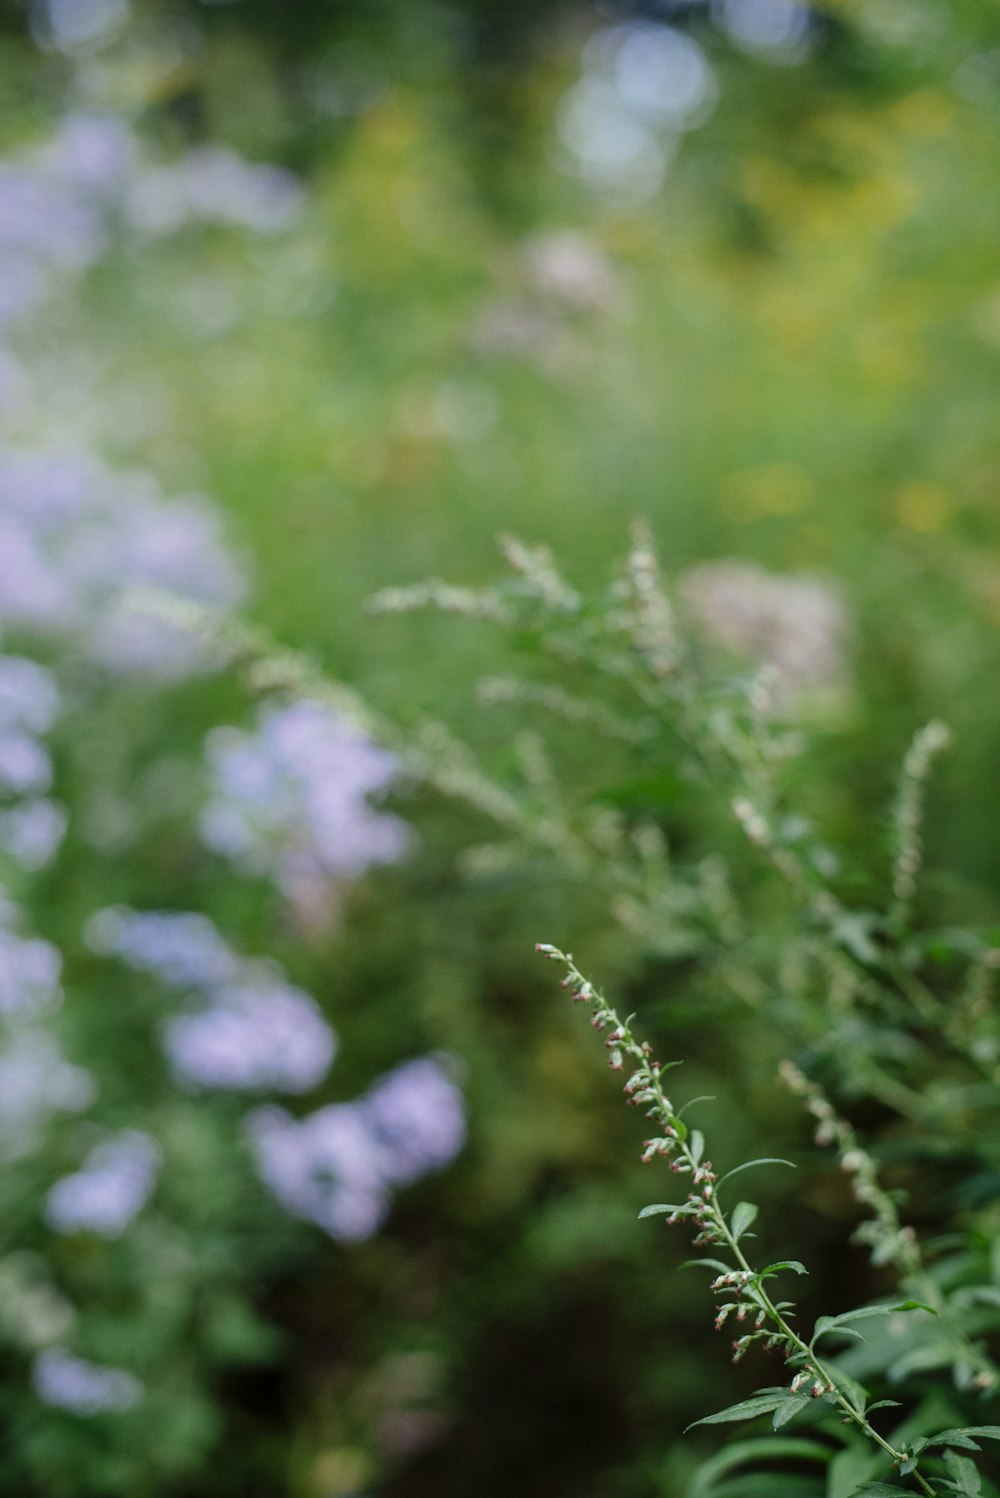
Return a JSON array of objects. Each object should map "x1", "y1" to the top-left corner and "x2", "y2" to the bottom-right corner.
[{"x1": 536, "y1": 942, "x2": 947, "y2": 1496}]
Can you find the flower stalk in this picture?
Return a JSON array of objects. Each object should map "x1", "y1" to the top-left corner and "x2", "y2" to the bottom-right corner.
[{"x1": 538, "y1": 943, "x2": 938, "y2": 1496}]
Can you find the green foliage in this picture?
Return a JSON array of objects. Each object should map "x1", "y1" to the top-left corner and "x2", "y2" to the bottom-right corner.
[{"x1": 3, "y1": 1, "x2": 1000, "y2": 1493}]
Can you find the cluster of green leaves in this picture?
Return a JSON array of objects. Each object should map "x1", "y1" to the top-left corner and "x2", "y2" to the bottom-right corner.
[{"x1": 353, "y1": 528, "x2": 1000, "y2": 1495}]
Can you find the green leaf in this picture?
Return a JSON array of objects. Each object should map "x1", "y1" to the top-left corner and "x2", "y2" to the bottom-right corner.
[
  {"x1": 887, "y1": 1342, "x2": 956, "y2": 1381},
  {"x1": 677, "y1": 1095, "x2": 716, "y2": 1121},
  {"x1": 686, "y1": 1389, "x2": 791, "y2": 1431},
  {"x1": 716, "y1": 1158, "x2": 796, "y2": 1190},
  {"x1": 827, "y1": 1443, "x2": 881, "y2": 1498},
  {"x1": 691, "y1": 1129, "x2": 706, "y2": 1168},
  {"x1": 847, "y1": 1485, "x2": 908, "y2": 1496},
  {"x1": 912, "y1": 1425, "x2": 1000, "y2": 1457},
  {"x1": 681, "y1": 1258, "x2": 734, "y2": 1275},
  {"x1": 759, "y1": 1261, "x2": 808, "y2": 1280},
  {"x1": 942, "y1": 1450, "x2": 982, "y2": 1497},
  {"x1": 638, "y1": 1203, "x2": 694, "y2": 1219},
  {"x1": 709, "y1": 1476, "x2": 826, "y2": 1498},
  {"x1": 811, "y1": 1301, "x2": 933, "y2": 1347},
  {"x1": 772, "y1": 1394, "x2": 812, "y2": 1430},
  {"x1": 731, "y1": 1201, "x2": 759, "y2": 1242},
  {"x1": 689, "y1": 1436, "x2": 831, "y2": 1497}
]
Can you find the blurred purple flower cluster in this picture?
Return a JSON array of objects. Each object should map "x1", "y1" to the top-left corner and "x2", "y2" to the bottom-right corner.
[
  {"x1": 0, "y1": 111, "x2": 301, "y2": 338},
  {"x1": 0, "y1": 1030, "x2": 94, "y2": 1151},
  {"x1": 87, "y1": 906, "x2": 337, "y2": 1093},
  {"x1": 0, "y1": 901, "x2": 61, "y2": 1017},
  {"x1": 0, "y1": 902, "x2": 93, "y2": 1154},
  {"x1": 45, "y1": 1129, "x2": 160, "y2": 1237},
  {"x1": 32, "y1": 1346, "x2": 142, "y2": 1414},
  {"x1": 0, "y1": 449, "x2": 245, "y2": 677},
  {"x1": 201, "y1": 701, "x2": 412, "y2": 917},
  {"x1": 88, "y1": 905, "x2": 465, "y2": 1239},
  {"x1": 0, "y1": 104, "x2": 466, "y2": 1426},
  {"x1": 0, "y1": 653, "x2": 64, "y2": 869},
  {"x1": 127, "y1": 145, "x2": 303, "y2": 238},
  {"x1": 248, "y1": 1056, "x2": 466, "y2": 1241}
]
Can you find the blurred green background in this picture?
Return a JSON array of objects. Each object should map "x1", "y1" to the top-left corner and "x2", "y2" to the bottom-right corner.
[{"x1": 0, "y1": 1, "x2": 999, "y2": 1494}]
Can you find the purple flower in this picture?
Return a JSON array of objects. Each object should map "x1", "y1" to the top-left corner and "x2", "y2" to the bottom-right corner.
[
  {"x1": 0, "y1": 1031, "x2": 95, "y2": 1147},
  {"x1": 163, "y1": 980, "x2": 336, "y2": 1093},
  {"x1": 47, "y1": 113, "x2": 136, "y2": 193},
  {"x1": 246, "y1": 1102, "x2": 389, "y2": 1241},
  {"x1": 201, "y1": 703, "x2": 411, "y2": 911},
  {"x1": 0, "y1": 732, "x2": 52, "y2": 796},
  {"x1": 45, "y1": 1130, "x2": 160, "y2": 1237},
  {"x1": 88, "y1": 906, "x2": 338, "y2": 1093},
  {"x1": 247, "y1": 1056, "x2": 466, "y2": 1238},
  {"x1": 0, "y1": 799, "x2": 67, "y2": 869},
  {"x1": 0, "y1": 922, "x2": 61, "y2": 1016},
  {"x1": 363, "y1": 1057, "x2": 466, "y2": 1186},
  {"x1": 33, "y1": 1347, "x2": 141, "y2": 1415},
  {"x1": 0, "y1": 449, "x2": 247, "y2": 676},
  {"x1": 85, "y1": 908, "x2": 241, "y2": 991},
  {"x1": 0, "y1": 656, "x2": 61, "y2": 735},
  {"x1": 127, "y1": 146, "x2": 303, "y2": 237}
]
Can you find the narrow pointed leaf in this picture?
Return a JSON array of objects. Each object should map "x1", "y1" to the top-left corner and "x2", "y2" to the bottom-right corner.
[
  {"x1": 638, "y1": 1203, "x2": 695, "y2": 1219},
  {"x1": 681, "y1": 1258, "x2": 734, "y2": 1275},
  {"x1": 812, "y1": 1301, "x2": 933, "y2": 1347},
  {"x1": 686, "y1": 1389, "x2": 791, "y2": 1430},
  {"x1": 716, "y1": 1158, "x2": 796, "y2": 1190},
  {"x1": 688, "y1": 1436, "x2": 831, "y2": 1496},
  {"x1": 772, "y1": 1394, "x2": 811, "y2": 1430},
  {"x1": 759, "y1": 1261, "x2": 808, "y2": 1279},
  {"x1": 942, "y1": 1450, "x2": 982, "y2": 1496},
  {"x1": 677, "y1": 1095, "x2": 716, "y2": 1121},
  {"x1": 731, "y1": 1201, "x2": 758, "y2": 1242},
  {"x1": 912, "y1": 1425, "x2": 1000, "y2": 1457}
]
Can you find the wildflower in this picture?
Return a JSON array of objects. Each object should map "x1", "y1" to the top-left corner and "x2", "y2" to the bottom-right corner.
[{"x1": 33, "y1": 1348, "x2": 141, "y2": 1415}]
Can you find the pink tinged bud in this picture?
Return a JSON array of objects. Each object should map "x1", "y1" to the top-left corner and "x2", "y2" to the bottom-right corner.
[{"x1": 810, "y1": 1382, "x2": 824, "y2": 1398}]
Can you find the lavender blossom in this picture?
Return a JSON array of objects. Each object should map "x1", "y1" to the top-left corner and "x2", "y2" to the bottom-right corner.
[
  {"x1": 127, "y1": 146, "x2": 303, "y2": 237},
  {"x1": 46, "y1": 113, "x2": 136, "y2": 194},
  {"x1": 85, "y1": 907, "x2": 241, "y2": 991},
  {"x1": 0, "y1": 923, "x2": 61, "y2": 1016},
  {"x1": 0, "y1": 656, "x2": 61, "y2": 735},
  {"x1": 0, "y1": 732, "x2": 51, "y2": 797},
  {"x1": 247, "y1": 1056, "x2": 466, "y2": 1239},
  {"x1": 0, "y1": 799, "x2": 67, "y2": 870},
  {"x1": 362, "y1": 1057, "x2": 466, "y2": 1186},
  {"x1": 163, "y1": 980, "x2": 336, "y2": 1093},
  {"x1": 0, "y1": 1031, "x2": 94, "y2": 1148},
  {"x1": 88, "y1": 906, "x2": 338, "y2": 1092},
  {"x1": 33, "y1": 1347, "x2": 141, "y2": 1415},
  {"x1": 246, "y1": 1102, "x2": 389, "y2": 1241},
  {"x1": 45, "y1": 1130, "x2": 160, "y2": 1237},
  {"x1": 201, "y1": 702, "x2": 411, "y2": 911},
  {"x1": 0, "y1": 448, "x2": 246, "y2": 676}
]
